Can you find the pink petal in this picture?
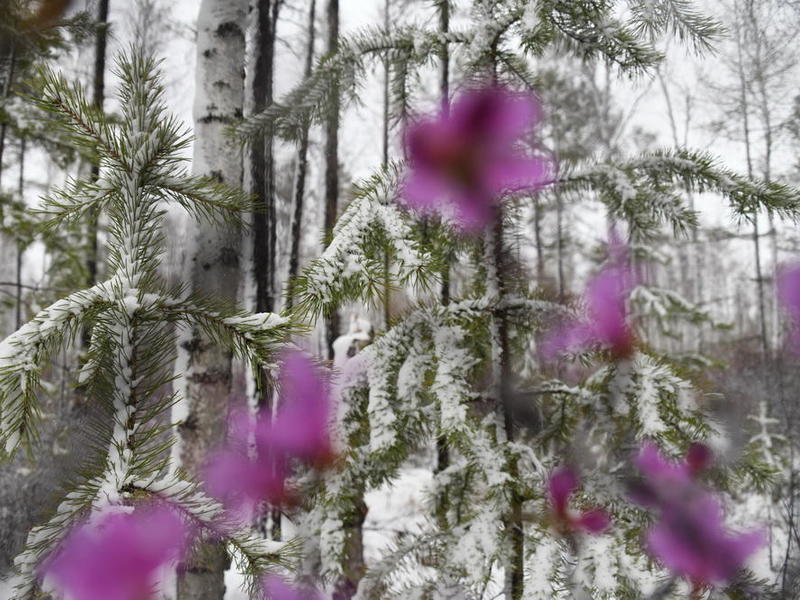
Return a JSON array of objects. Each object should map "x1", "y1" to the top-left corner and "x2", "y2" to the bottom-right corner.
[
  {"x1": 267, "y1": 352, "x2": 333, "y2": 465},
  {"x1": 585, "y1": 266, "x2": 633, "y2": 355},
  {"x1": 685, "y1": 443, "x2": 713, "y2": 475},
  {"x1": 778, "y1": 262, "x2": 800, "y2": 352},
  {"x1": 449, "y1": 87, "x2": 538, "y2": 143},
  {"x1": 263, "y1": 575, "x2": 321, "y2": 600},
  {"x1": 402, "y1": 168, "x2": 454, "y2": 214},
  {"x1": 482, "y1": 155, "x2": 548, "y2": 195},
  {"x1": 576, "y1": 508, "x2": 611, "y2": 534},
  {"x1": 204, "y1": 450, "x2": 289, "y2": 513},
  {"x1": 548, "y1": 467, "x2": 579, "y2": 519},
  {"x1": 540, "y1": 321, "x2": 595, "y2": 360},
  {"x1": 450, "y1": 189, "x2": 496, "y2": 232},
  {"x1": 634, "y1": 443, "x2": 688, "y2": 483},
  {"x1": 45, "y1": 505, "x2": 188, "y2": 600}
]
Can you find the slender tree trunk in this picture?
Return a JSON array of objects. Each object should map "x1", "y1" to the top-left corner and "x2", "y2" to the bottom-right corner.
[
  {"x1": 381, "y1": 0, "x2": 390, "y2": 168},
  {"x1": 15, "y1": 137, "x2": 24, "y2": 330},
  {"x1": 490, "y1": 213, "x2": 523, "y2": 600},
  {"x1": 82, "y1": 0, "x2": 109, "y2": 350},
  {"x1": 323, "y1": 0, "x2": 340, "y2": 360},
  {"x1": 86, "y1": 0, "x2": 109, "y2": 289},
  {"x1": 734, "y1": 4, "x2": 768, "y2": 358},
  {"x1": 380, "y1": 0, "x2": 392, "y2": 329},
  {"x1": 0, "y1": 46, "x2": 17, "y2": 183},
  {"x1": 286, "y1": 0, "x2": 317, "y2": 310},
  {"x1": 176, "y1": 1, "x2": 247, "y2": 598},
  {"x1": 333, "y1": 1, "x2": 367, "y2": 581},
  {"x1": 248, "y1": 0, "x2": 283, "y2": 541},
  {"x1": 249, "y1": 0, "x2": 278, "y2": 316},
  {"x1": 555, "y1": 170, "x2": 565, "y2": 303},
  {"x1": 533, "y1": 198, "x2": 544, "y2": 285},
  {"x1": 434, "y1": 0, "x2": 451, "y2": 531}
]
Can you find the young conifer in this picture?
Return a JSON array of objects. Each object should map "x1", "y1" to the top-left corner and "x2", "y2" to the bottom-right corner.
[
  {"x1": 237, "y1": 1, "x2": 798, "y2": 597},
  {"x1": 0, "y1": 49, "x2": 296, "y2": 599}
]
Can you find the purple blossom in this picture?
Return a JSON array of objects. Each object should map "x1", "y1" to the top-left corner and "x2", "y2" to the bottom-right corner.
[
  {"x1": 204, "y1": 417, "x2": 291, "y2": 516},
  {"x1": 777, "y1": 262, "x2": 800, "y2": 352},
  {"x1": 631, "y1": 443, "x2": 764, "y2": 588},
  {"x1": 204, "y1": 351, "x2": 333, "y2": 515},
  {"x1": 44, "y1": 504, "x2": 188, "y2": 600},
  {"x1": 547, "y1": 466, "x2": 610, "y2": 535},
  {"x1": 263, "y1": 575, "x2": 322, "y2": 600},
  {"x1": 264, "y1": 351, "x2": 334, "y2": 467},
  {"x1": 542, "y1": 233, "x2": 635, "y2": 360},
  {"x1": 402, "y1": 86, "x2": 548, "y2": 232}
]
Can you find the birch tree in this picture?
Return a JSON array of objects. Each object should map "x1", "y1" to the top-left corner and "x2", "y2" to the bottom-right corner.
[{"x1": 176, "y1": 1, "x2": 248, "y2": 597}]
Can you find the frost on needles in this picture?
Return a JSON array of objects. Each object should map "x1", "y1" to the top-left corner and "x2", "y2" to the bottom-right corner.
[{"x1": 0, "y1": 50, "x2": 295, "y2": 599}]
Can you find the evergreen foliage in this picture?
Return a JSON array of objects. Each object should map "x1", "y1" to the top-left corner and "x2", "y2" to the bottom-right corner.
[
  {"x1": 0, "y1": 50, "x2": 296, "y2": 598},
  {"x1": 242, "y1": 0, "x2": 800, "y2": 598}
]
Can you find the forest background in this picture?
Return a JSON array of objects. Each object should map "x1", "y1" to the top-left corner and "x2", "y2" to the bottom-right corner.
[{"x1": 1, "y1": 0, "x2": 800, "y2": 599}]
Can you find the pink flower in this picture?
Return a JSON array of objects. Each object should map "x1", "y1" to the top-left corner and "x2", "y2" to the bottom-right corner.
[
  {"x1": 402, "y1": 86, "x2": 548, "y2": 232},
  {"x1": 631, "y1": 443, "x2": 764, "y2": 588},
  {"x1": 204, "y1": 351, "x2": 333, "y2": 515},
  {"x1": 778, "y1": 262, "x2": 800, "y2": 352},
  {"x1": 204, "y1": 424, "x2": 291, "y2": 516},
  {"x1": 264, "y1": 351, "x2": 334, "y2": 468},
  {"x1": 547, "y1": 467, "x2": 610, "y2": 535},
  {"x1": 542, "y1": 233, "x2": 635, "y2": 360},
  {"x1": 44, "y1": 504, "x2": 188, "y2": 600},
  {"x1": 263, "y1": 575, "x2": 322, "y2": 600}
]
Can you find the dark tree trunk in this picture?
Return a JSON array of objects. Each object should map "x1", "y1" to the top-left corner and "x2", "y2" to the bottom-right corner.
[
  {"x1": 492, "y1": 212, "x2": 524, "y2": 600},
  {"x1": 249, "y1": 0, "x2": 283, "y2": 541},
  {"x1": 0, "y1": 46, "x2": 17, "y2": 183},
  {"x1": 250, "y1": 0, "x2": 280, "y2": 317},
  {"x1": 15, "y1": 137, "x2": 24, "y2": 330},
  {"x1": 533, "y1": 197, "x2": 544, "y2": 285},
  {"x1": 286, "y1": 0, "x2": 317, "y2": 310},
  {"x1": 87, "y1": 0, "x2": 109, "y2": 287},
  {"x1": 434, "y1": 0, "x2": 451, "y2": 531},
  {"x1": 82, "y1": 0, "x2": 109, "y2": 350},
  {"x1": 323, "y1": 0, "x2": 340, "y2": 360},
  {"x1": 381, "y1": 0, "x2": 391, "y2": 329}
]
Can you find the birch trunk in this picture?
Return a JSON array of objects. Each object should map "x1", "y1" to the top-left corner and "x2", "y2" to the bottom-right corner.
[
  {"x1": 287, "y1": 0, "x2": 317, "y2": 309},
  {"x1": 176, "y1": 1, "x2": 247, "y2": 598}
]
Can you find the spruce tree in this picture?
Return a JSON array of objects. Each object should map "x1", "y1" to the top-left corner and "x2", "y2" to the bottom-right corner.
[
  {"x1": 236, "y1": 1, "x2": 800, "y2": 597},
  {"x1": 0, "y1": 49, "x2": 296, "y2": 599}
]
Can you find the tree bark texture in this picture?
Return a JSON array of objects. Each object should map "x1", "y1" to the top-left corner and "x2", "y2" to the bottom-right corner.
[
  {"x1": 323, "y1": 0, "x2": 340, "y2": 360},
  {"x1": 176, "y1": 1, "x2": 247, "y2": 598},
  {"x1": 249, "y1": 0, "x2": 281, "y2": 316},
  {"x1": 286, "y1": 0, "x2": 316, "y2": 309}
]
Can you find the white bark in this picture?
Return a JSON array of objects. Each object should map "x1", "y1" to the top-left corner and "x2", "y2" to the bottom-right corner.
[{"x1": 175, "y1": 1, "x2": 247, "y2": 598}]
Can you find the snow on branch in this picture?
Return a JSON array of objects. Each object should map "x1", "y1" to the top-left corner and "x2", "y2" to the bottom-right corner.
[
  {"x1": 561, "y1": 148, "x2": 800, "y2": 238},
  {"x1": 0, "y1": 281, "x2": 116, "y2": 454},
  {"x1": 291, "y1": 165, "x2": 432, "y2": 319}
]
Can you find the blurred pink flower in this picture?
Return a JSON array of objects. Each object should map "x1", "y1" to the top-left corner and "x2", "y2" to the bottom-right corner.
[
  {"x1": 204, "y1": 425, "x2": 291, "y2": 515},
  {"x1": 263, "y1": 575, "x2": 322, "y2": 600},
  {"x1": 542, "y1": 233, "x2": 635, "y2": 360},
  {"x1": 777, "y1": 262, "x2": 800, "y2": 352},
  {"x1": 204, "y1": 351, "x2": 333, "y2": 514},
  {"x1": 548, "y1": 466, "x2": 610, "y2": 535},
  {"x1": 402, "y1": 86, "x2": 548, "y2": 232},
  {"x1": 45, "y1": 504, "x2": 188, "y2": 600},
  {"x1": 631, "y1": 443, "x2": 764, "y2": 588},
  {"x1": 265, "y1": 351, "x2": 334, "y2": 468}
]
